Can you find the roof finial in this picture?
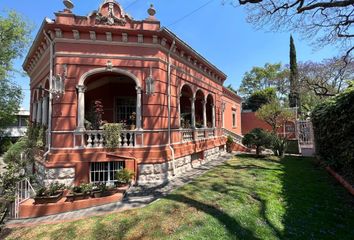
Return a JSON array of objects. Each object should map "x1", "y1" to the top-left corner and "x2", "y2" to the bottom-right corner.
[
  {"x1": 63, "y1": 0, "x2": 74, "y2": 10},
  {"x1": 148, "y1": 4, "x2": 156, "y2": 17}
]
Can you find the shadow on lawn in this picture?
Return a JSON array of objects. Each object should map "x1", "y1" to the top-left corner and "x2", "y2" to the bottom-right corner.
[
  {"x1": 164, "y1": 194, "x2": 261, "y2": 240},
  {"x1": 281, "y1": 156, "x2": 354, "y2": 239}
]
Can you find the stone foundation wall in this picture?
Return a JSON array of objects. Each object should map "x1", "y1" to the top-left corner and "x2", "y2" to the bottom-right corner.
[
  {"x1": 137, "y1": 146, "x2": 226, "y2": 184},
  {"x1": 35, "y1": 162, "x2": 75, "y2": 187}
]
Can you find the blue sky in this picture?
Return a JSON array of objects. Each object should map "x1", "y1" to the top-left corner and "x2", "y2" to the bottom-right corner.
[{"x1": 2, "y1": 0, "x2": 337, "y2": 109}]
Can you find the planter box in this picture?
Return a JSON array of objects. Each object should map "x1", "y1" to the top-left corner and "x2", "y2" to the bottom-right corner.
[
  {"x1": 34, "y1": 191, "x2": 63, "y2": 204},
  {"x1": 66, "y1": 192, "x2": 89, "y2": 202},
  {"x1": 91, "y1": 190, "x2": 102, "y2": 198}
]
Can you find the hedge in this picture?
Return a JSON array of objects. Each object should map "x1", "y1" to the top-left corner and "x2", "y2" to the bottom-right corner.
[{"x1": 311, "y1": 83, "x2": 354, "y2": 184}]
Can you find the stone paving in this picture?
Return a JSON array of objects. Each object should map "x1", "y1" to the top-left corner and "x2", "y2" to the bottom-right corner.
[{"x1": 6, "y1": 152, "x2": 235, "y2": 228}]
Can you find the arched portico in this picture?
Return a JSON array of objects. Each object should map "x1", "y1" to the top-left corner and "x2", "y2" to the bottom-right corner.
[
  {"x1": 76, "y1": 67, "x2": 142, "y2": 131},
  {"x1": 206, "y1": 94, "x2": 215, "y2": 128}
]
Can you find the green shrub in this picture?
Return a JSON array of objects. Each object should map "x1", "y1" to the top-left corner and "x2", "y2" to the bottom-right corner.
[
  {"x1": 115, "y1": 169, "x2": 134, "y2": 184},
  {"x1": 226, "y1": 135, "x2": 234, "y2": 153},
  {"x1": 242, "y1": 128, "x2": 272, "y2": 157},
  {"x1": 3, "y1": 137, "x2": 28, "y2": 164},
  {"x1": 0, "y1": 137, "x2": 13, "y2": 154},
  {"x1": 103, "y1": 123, "x2": 123, "y2": 149},
  {"x1": 312, "y1": 82, "x2": 354, "y2": 182},
  {"x1": 269, "y1": 134, "x2": 288, "y2": 157}
]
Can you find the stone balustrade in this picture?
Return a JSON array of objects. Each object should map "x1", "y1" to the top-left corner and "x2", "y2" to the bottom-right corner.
[
  {"x1": 181, "y1": 129, "x2": 194, "y2": 142},
  {"x1": 85, "y1": 130, "x2": 135, "y2": 148}
]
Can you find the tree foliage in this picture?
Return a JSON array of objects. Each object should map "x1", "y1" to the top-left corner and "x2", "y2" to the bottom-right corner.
[
  {"x1": 231, "y1": 0, "x2": 354, "y2": 62},
  {"x1": 299, "y1": 58, "x2": 353, "y2": 97},
  {"x1": 256, "y1": 100, "x2": 294, "y2": 133},
  {"x1": 289, "y1": 35, "x2": 300, "y2": 109},
  {"x1": 0, "y1": 11, "x2": 32, "y2": 79},
  {"x1": 239, "y1": 63, "x2": 289, "y2": 98},
  {"x1": 312, "y1": 82, "x2": 354, "y2": 183},
  {"x1": 243, "y1": 87, "x2": 276, "y2": 111},
  {"x1": 0, "y1": 11, "x2": 32, "y2": 130},
  {"x1": 0, "y1": 79, "x2": 22, "y2": 129}
]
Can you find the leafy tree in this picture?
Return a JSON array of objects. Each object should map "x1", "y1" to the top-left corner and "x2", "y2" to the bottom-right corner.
[
  {"x1": 0, "y1": 11, "x2": 32, "y2": 130},
  {"x1": 289, "y1": 35, "x2": 300, "y2": 110},
  {"x1": 243, "y1": 87, "x2": 276, "y2": 111},
  {"x1": 242, "y1": 128, "x2": 272, "y2": 157},
  {"x1": 239, "y1": 63, "x2": 289, "y2": 98},
  {"x1": 299, "y1": 58, "x2": 353, "y2": 97},
  {"x1": 231, "y1": 0, "x2": 354, "y2": 62},
  {"x1": 0, "y1": 79, "x2": 22, "y2": 130},
  {"x1": 256, "y1": 100, "x2": 294, "y2": 133},
  {"x1": 0, "y1": 11, "x2": 32, "y2": 79}
]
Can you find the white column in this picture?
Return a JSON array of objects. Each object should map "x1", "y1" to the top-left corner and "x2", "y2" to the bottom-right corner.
[
  {"x1": 76, "y1": 85, "x2": 86, "y2": 131},
  {"x1": 136, "y1": 86, "x2": 142, "y2": 130},
  {"x1": 212, "y1": 104, "x2": 216, "y2": 129},
  {"x1": 37, "y1": 99, "x2": 42, "y2": 124},
  {"x1": 222, "y1": 102, "x2": 226, "y2": 128},
  {"x1": 178, "y1": 94, "x2": 182, "y2": 128},
  {"x1": 190, "y1": 97, "x2": 195, "y2": 128},
  {"x1": 42, "y1": 96, "x2": 48, "y2": 126},
  {"x1": 202, "y1": 100, "x2": 207, "y2": 128},
  {"x1": 32, "y1": 102, "x2": 37, "y2": 123}
]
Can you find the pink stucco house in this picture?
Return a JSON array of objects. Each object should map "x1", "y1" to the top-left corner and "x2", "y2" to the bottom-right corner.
[{"x1": 24, "y1": 0, "x2": 244, "y2": 187}]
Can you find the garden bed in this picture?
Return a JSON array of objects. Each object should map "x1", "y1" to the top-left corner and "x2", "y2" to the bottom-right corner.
[{"x1": 18, "y1": 184, "x2": 130, "y2": 219}]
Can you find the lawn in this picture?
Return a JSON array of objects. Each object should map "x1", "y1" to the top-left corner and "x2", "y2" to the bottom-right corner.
[{"x1": 2, "y1": 155, "x2": 354, "y2": 240}]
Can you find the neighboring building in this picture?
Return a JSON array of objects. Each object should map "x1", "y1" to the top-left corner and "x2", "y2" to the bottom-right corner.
[
  {"x1": 23, "y1": 0, "x2": 244, "y2": 186},
  {"x1": 1, "y1": 109, "x2": 30, "y2": 140},
  {"x1": 241, "y1": 110, "x2": 296, "y2": 139}
]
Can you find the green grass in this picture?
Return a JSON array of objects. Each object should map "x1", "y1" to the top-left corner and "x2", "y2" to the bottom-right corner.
[{"x1": 2, "y1": 155, "x2": 354, "y2": 240}]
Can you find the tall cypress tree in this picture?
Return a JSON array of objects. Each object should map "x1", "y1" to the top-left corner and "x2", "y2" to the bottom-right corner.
[{"x1": 289, "y1": 35, "x2": 300, "y2": 111}]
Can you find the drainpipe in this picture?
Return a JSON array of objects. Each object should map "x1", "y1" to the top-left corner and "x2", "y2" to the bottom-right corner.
[
  {"x1": 43, "y1": 30, "x2": 54, "y2": 158},
  {"x1": 167, "y1": 39, "x2": 176, "y2": 176}
]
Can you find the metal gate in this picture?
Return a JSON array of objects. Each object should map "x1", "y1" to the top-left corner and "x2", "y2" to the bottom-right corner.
[
  {"x1": 296, "y1": 120, "x2": 315, "y2": 156},
  {"x1": 297, "y1": 120, "x2": 314, "y2": 146}
]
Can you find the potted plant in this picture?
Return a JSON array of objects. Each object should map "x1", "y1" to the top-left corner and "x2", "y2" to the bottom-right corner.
[
  {"x1": 66, "y1": 183, "x2": 92, "y2": 201},
  {"x1": 128, "y1": 112, "x2": 136, "y2": 130},
  {"x1": 91, "y1": 182, "x2": 108, "y2": 198},
  {"x1": 115, "y1": 169, "x2": 134, "y2": 187},
  {"x1": 34, "y1": 182, "x2": 65, "y2": 204},
  {"x1": 226, "y1": 135, "x2": 234, "y2": 153}
]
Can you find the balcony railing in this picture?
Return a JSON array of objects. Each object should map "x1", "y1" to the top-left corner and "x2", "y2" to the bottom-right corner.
[
  {"x1": 196, "y1": 129, "x2": 205, "y2": 140},
  {"x1": 181, "y1": 128, "x2": 216, "y2": 142},
  {"x1": 85, "y1": 130, "x2": 136, "y2": 148},
  {"x1": 181, "y1": 129, "x2": 194, "y2": 142}
]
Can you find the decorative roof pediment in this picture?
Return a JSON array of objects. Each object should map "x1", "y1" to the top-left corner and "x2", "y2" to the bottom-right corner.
[{"x1": 94, "y1": 0, "x2": 131, "y2": 26}]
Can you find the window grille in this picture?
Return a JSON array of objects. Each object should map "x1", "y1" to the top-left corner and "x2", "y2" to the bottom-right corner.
[
  {"x1": 115, "y1": 97, "x2": 136, "y2": 123},
  {"x1": 90, "y1": 161, "x2": 125, "y2": 183}
]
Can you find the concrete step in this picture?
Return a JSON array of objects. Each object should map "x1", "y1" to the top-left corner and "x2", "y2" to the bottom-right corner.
[{"x1": 301, "y1": 147, "x2": 315, "y2": 157}]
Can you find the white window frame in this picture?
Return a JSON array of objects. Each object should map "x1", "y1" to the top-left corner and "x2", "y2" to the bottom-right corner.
[{"x1": 90, "y1": 161, "x2": 125, "y2": 184}]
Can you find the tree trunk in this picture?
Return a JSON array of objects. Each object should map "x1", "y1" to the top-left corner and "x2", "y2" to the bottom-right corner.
[{"x1": 256, "y1": 146, "x2": 260, "y2": 157}]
